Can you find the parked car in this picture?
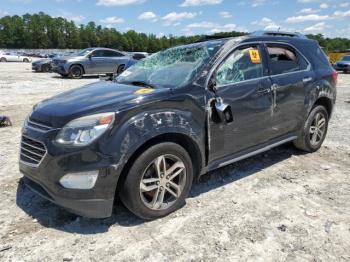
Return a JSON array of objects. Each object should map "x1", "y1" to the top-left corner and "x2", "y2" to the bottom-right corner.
[
  {"x1": 0, "y1": 52, "x2": 31, "y2": 62},
  {"x1": 128, "y1": 52, "x2": 149, "y2": 60},
  {"x1": 20, "y1": 32, "x2": 337, "y2": 220},
  {"x1": 31, "y1": 54, "x2": 58, "y2": 72},
  {"x1": 334, "y1": 55, "x2": 350, "y2": 73},
  {"x1": 51, "y1": 47, "x2": 135, "y2": 78}
]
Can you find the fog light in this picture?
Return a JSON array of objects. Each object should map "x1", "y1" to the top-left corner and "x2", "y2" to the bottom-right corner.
[{"x1": 59, "y1": 171, "x2": 98, "y2": 189}]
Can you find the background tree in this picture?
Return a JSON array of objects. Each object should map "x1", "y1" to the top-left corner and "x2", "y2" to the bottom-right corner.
[{"x1": 0, "y1": 13, "x2": 349, "y2": 53}]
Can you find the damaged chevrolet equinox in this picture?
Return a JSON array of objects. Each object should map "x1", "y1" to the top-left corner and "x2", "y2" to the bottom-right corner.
[{"x1": 20, "y1": 32, "x2": 337, "y2": 219}]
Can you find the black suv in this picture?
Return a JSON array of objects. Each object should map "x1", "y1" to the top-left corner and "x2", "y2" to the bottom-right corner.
[{"x1": 19, "y1": 32, "x2": 337, "y2": 220}]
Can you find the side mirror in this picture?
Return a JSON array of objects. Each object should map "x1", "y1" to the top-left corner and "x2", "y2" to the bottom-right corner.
[
  {"x1": 88, "y1": 54, "x2": 92, "y2": 60},
  {"x1": 214, "y1": 98, "x2": 233, "y2": 123}
]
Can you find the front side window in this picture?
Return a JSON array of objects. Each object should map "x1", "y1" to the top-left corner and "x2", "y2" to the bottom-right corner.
[
  {"x1": 75, "y1": 48, "x2": 94, "y2": 56},
  {"x1": 216, "y1": 46, "x2": 264, "y2": 86},
  {"x1": 91, "y1": 50, "x2": 105, "y2": 57},
  {"x1": 267, "y1": 45, "x2": 307, "y2": 75}
]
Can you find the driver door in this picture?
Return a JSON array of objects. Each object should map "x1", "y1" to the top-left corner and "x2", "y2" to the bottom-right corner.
[
  {"x1": 208, "y1": 44, "x2": 274, "y2": 164},
  {"x1": 88, "y1": 50, "x2": 107, "y2": 74}
]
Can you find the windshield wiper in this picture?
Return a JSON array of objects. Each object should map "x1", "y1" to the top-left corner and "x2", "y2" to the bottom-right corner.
[{"x1": 130, "y1": 81, "x2": 156, "y2": 89}]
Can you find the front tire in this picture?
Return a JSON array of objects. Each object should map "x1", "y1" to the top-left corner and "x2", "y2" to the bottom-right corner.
[
  {"x1": 42, "y1": 64, "x2": 50, "y2": 72},
  {"x1": 0, "y1": 57, "x2": 7, "y2": 62},
  {"x1": 69, "y1": 65, "x2": 83, "y2": 79},
  {"x1": 23, "y1": 58, "x2": 29, "y2": 63},
  {"x1": 120, "y1": 142, "x2": 193, "y2": 220},
  {"x1": 294, "y1": 105, "x2": 329, "y2": 152}
]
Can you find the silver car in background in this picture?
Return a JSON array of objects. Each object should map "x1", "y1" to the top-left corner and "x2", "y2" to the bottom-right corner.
[
  {"x1": 52, "y1": 47, "x2": 136, "y2": 79},
  {"x1": 0, "y1": 52, "x2": 31, "y2": 63}
]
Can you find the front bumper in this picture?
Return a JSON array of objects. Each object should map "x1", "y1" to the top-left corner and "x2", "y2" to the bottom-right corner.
[
  {"x1": 32, "y1": 64, "x2": 41, "y2": 71},
  {"x1": 19, "y1": 126, "x2": 121, "y2": 218},
  {"x1": 52, "y1": 64, "x2": 69, "y2": 75}
]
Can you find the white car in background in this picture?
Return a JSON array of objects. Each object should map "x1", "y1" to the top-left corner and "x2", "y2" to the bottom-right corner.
[{"x1": 0, "y1": 52, "x2": 31, "y2": 63}]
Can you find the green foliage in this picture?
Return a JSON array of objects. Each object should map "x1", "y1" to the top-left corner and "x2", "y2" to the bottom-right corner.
[
  {"x1": 0, "y1": 12, "x2": 246, "y2": 52},
  {"x1": 306, "y1": 34, "x2": 350, "y2": 53},
  {"x1": 1, "y1": 13, "x2": 348, "y2": 53}
]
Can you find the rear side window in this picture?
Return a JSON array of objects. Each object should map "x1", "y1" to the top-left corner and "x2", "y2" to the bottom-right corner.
[
  {"x1": 216, "y1": 45, "x2": 264, "y2": 86},
  {"x1": 103, "y1": 50, "x2": 123, "y2": 57},
  {"x1": 267, "y1": 45, "x2": 308, "y2": 75}
]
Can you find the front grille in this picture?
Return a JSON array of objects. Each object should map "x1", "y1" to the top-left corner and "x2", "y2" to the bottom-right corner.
[
  {"x1": 20, "y1": 136, "x2": 47, "y2": 167},
  {"x1": 27, "y1": 118, "x2": 52, "y2": 132}
]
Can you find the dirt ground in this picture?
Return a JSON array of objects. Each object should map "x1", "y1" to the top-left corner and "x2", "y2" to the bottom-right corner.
[{"x1": 0, "y1": 62, "x2": 349, "y2": 262}]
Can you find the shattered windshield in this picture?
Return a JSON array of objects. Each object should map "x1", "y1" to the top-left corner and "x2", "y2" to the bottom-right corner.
[{"x1": 116, "y1": 41, "x2": 224, "y2": 89}]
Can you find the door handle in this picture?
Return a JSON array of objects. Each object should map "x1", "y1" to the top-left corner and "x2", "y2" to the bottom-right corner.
[
  {"x1": 303, "y1": 77, "x2": 313, "y2": 83},
  {"x1": 271, "y1": 84, "x2": 278, "y2": 109},
  {"x1": 257, "y1": 87, "x2": 271, "y2": 94}
]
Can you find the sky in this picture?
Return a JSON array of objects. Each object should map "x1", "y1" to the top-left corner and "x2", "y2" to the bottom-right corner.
[{"x1": 0, "y1": 0, "x2": 350, "y2": 38}]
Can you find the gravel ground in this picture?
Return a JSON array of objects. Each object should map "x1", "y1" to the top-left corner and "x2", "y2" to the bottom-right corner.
[{"x1": 0, "y1": 62, "x2": 349, "y2": 262}]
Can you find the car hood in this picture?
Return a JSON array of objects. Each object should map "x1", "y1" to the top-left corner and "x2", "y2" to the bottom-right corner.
[
  {"x1": 53, "y1": 55, "x2": 77, "y2": 62},
  {"x1": 33, "y1": 58, "x2": 51, "y2": 64},
  {"x1": 30, "y1": 81, "x2": 161, "y2": 127}
]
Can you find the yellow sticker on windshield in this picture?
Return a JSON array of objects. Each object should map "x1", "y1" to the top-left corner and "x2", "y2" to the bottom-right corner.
[
  {"x1": 134, "y1": 88, "x2": 154, "y2": 95},
  {"x1": 249, "y1": 49, "x2": 261, "y2": 64}
]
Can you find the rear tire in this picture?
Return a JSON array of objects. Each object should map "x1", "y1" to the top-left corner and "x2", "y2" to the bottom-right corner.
[
  {"x1": 0, "y1": 57, "x2": 7, "y2": 62},
  {"x1": 120, "y1": 142, "x2": 193, "y2": 220},
  {"x1": 293, "y1": 105, "x2": 329, "y2": 152},
  {"x1": 69, "y1": 65, "x2": 83, "y2": 79},
  {"x1": 23, "y1": 58, "x2": 29, "y2": 63}
]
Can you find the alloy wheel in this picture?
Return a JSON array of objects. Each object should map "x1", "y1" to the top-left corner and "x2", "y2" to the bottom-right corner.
[
  {"x1": 140, "y1": 154, "x2": 186, "y2": 210},
  {"x1": 71, "y1": 66, "x2": 82, "y2": 78},
  {"x1": 309, "y1": 112, "x2": 326, "y2": 146}
]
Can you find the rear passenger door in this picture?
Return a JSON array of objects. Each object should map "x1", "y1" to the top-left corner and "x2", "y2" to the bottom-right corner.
[
  {"x1": 265, "y1": 43, "x2": 313, "y2": 137},
  {"x1": 103, "y1": 50, "x2": 125, "y2": 73}
]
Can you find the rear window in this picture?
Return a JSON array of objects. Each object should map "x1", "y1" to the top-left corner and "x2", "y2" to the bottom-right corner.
[
  {"x1": 103, "y1": 50, "x2": 124, "y2": 57},
  {"x1": 267, "y1": 45, "x2": 308, "y2": 75},
  {"x1": 296, "y1": 42, "x2": 331, "y2": 70}
]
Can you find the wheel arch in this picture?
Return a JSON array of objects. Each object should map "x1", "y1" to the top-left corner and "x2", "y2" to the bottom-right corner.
[
  {"x1": 313, "y1": 96, "x2": 333, "y2": 117},
  {"x1": 116, "y1": 132, "x2": 203, "y2": 193}
]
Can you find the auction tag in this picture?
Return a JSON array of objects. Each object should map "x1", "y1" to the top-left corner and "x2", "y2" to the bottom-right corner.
[
  {"x1": 249, "y1": 49, "x2": 261, "y2": 64},
  {"x1": 134, "y1": 88, "x2": 154, "y2": 95}
]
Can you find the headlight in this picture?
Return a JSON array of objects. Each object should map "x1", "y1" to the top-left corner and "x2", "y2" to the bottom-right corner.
[{"x1": 56, "y1": 112, "x2": 115, "y2": 146}]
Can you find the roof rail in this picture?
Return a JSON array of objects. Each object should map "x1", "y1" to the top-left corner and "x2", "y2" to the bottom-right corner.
[
  {"x1": 250, "y1": 31, "x2": 308, "y2": 39},
  {"x1": 194, "y1": 35, "x2": 233, "y2": 43}
]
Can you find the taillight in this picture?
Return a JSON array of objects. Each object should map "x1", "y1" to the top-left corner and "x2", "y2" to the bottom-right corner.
[{"x1": 332, "y1": 70, "x2": 338, "y2": 86}]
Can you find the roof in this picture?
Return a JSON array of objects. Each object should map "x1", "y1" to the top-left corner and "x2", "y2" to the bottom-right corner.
[{"x1": 196, "y1": 31, "x2": 312, "y2": 45}]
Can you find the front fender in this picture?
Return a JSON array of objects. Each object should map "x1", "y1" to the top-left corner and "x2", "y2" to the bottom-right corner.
[{"x1": 100, "y1": 109, "x2": 205, "y2": 173}]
